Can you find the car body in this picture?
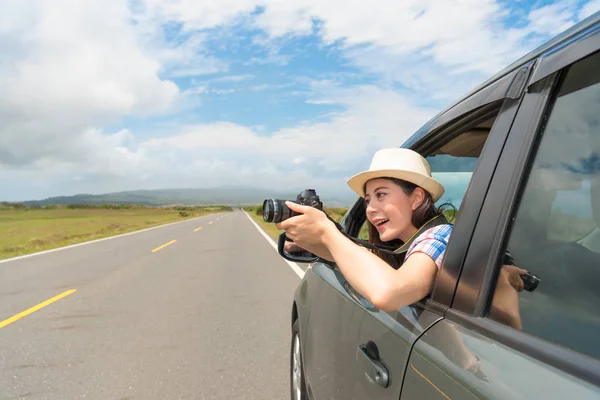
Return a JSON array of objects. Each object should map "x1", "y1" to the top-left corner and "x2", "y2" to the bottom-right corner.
[{"x1": 288, "y1": 11, "x2": 600, "y2": 400}]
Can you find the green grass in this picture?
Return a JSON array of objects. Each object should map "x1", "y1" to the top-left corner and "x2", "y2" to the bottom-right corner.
[{"x1": 0, "y1": 205, "x2": 232, "y2": 260}]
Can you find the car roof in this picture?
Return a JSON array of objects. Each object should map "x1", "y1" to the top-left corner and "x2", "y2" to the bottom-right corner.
[{"x1": 404, "y1": 11, "x2": 600, "y2": 148}]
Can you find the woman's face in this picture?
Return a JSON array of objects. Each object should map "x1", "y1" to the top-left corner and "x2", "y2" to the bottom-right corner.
[{"x1": 364, "y1": 178, "x2": 423, "y2": 242}]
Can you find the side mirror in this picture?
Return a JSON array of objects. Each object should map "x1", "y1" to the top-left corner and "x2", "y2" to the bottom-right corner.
[{"x1": 277, "y1": 232, "x2": 320, "y2": 263}]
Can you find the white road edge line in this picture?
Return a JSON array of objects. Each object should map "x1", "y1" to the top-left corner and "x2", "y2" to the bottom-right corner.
[
  {"x1": 0, "y1": 214, "x2": 219, "y2": 265},
  {"x1": 243, "y1": 211, "x2": 305, "y2": 279}
]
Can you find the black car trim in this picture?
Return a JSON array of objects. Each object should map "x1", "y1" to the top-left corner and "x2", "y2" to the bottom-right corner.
[
  {"x1": 446, "y1": 308, "x2": 600, "y2": 387},
  {"x1": 404, "y1": 70, "x2": 518, "y2": 149},
  {"x1": 412, "y1": 102, "x2": 502, "y2": 156},
  {"x1": 428, "y1": 65, "x2": 533, "y2": 308},
  {"x1": 423, "y1": 299, "x2": 447, "y2": 316},
  {"x1": 475, "y1": 75, "x2": 563, "y2": 315},
  {"x1": 451, "y1": 74, "x2": 558, "y2": 315},
  {"x1": 529, "y1": 22, "x2": 600, "y2": 85},
  {"x1": 342, "y1": 198, "x2": 366, "y2": 236}
]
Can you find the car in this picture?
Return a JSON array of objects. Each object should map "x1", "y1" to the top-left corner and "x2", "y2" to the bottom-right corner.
[{"x1": 281, "y1": 10, "x2": 600, "y2": 400}]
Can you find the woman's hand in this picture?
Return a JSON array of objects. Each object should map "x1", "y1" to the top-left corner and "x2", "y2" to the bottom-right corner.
[
  {"x1": 276, "y1": 201, "x2": 336, "y2": 250},
  {"x1": 499, "y1": 265, "x2": 528, "y2": 292},
  {"x1": 489, "y1": 264, "x2": 528, "y2": 330}
]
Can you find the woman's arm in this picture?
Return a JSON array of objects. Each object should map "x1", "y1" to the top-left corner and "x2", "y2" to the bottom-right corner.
[
  {"x1": 435, "y1": 263, "x2": 524, "y2": 330},
  {"x1": 277, "y1": 201, "x2": 438, "y2": 310},
  {"x1": 488, "y1": 265, "x2": 525, "y2": 330},
  {"x1": 322, "y1": 228, "x2": 438, "y2": 311}
]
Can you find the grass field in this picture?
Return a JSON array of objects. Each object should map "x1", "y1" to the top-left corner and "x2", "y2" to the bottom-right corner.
[{"x1": 0, "y1": 205, "x2": 231, "y2": 260}]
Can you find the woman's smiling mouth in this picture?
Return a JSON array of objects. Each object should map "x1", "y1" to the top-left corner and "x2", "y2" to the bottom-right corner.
[{"x1": 373, "y1": 218, "x2": 390, "y2": 230}]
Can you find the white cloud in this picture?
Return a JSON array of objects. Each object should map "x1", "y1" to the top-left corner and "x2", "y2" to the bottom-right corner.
[
  {"x1": 167, "y1": 63, "x2": 228, "y2": 77},
  {"x1": 255, "y1": 3, "x2": 313, "y2": 37},
  {"x1": 579, "y1": 0, "x2": 600, "y2": 19},
  {"x1": 0, "y1": 0, "x2": 180, "y2": 167},
  {"x1": 158, "y1": 85, "x2": 433, "y2": 176},
  {"x1": 2, "y1": 0, "x2": 597, "y2": 201},
  {"x1": 132, "y1": 0, "x2": 595, "y2": 97},
  {"x1": 240, "y1": 0, "x2": 594, "y2": 100},
  {"x1": 210, "y1": 74, "x2": 254, "y2": 83},
  {"x1": 138, "y1": 0, "x2": 259, "y2": 32},
  {"x1": 183, "y1": 85, "x2": 207, "y2": 95},
  {"x1": 527, "y1": 1, "x2": 580, "y2": 36},
  {"x1": 247, "y1": 0, "x2": 512, "y2": 74},
  {"x1": 3, "y1": 85, "x2": 434, "y2": 199},
  {"x1": 130, "y1": 13, "x2": 230, "y2": 78},
  {"x1": 1, "y1": 0, "x2": 179, "y2": 116}
]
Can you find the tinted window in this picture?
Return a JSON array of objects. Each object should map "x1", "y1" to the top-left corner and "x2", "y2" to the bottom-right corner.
[
  {"x1": 428, "y1": 117, "x2": 495, "y2": 214},
  {"x1": 428, "y1": 155, "x2": 478, "y2": 213},
  {"x1": 487, "y1": 52, "x2": 600, "y2": 359}
]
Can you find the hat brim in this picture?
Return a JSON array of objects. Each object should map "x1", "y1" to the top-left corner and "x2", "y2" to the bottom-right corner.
[{"x1": 347, "y1": 169, "x2": 445, "y2": 202}]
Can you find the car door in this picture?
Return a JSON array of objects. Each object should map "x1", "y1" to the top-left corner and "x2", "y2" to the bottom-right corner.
[
  {"x1": 301, "y1": 216, "x2": 371, "y2": 399},
  {"x1": 344, "y1": 61, "x2": 533, "y2": 399},
  {"x1": 402, "y1": 20, "x2": 600, "y2": 400}
]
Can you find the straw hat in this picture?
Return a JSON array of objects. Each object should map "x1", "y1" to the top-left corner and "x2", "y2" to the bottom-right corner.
[{"x1": 347, "y1": 148, "x2": 445, "y2": 201}]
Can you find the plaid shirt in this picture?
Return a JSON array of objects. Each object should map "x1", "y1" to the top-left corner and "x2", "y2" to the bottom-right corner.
[{"x1": 405, "y1": 224, "x2": 453, "y2": 269}]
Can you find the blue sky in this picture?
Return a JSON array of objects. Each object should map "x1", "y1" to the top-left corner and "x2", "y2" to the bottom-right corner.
[{"x1": 1, "y1": 0, "x2": 599, "y2": 202}]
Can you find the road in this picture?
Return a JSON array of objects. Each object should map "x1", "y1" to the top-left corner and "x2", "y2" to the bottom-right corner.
[{"x1": 0, "y1": 210, "x2": 305, "y2": 400}]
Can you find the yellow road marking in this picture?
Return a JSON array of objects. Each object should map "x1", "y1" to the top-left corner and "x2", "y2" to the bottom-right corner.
[
  {"x1": 0, "y1": 289, "x2": 77, "y2": 329},
  {"x1": 152, "y1": 239, "x2": 177, "y2": 252},
  {"x1": 208, "y1": 221, "x2": 214, "y2": 225},
  {"x1": 410, "y1": 364, "x2": 451, "y2": 400},
  {"x1": 193, "y1": 227, "x2": 203, "y2": 232}
]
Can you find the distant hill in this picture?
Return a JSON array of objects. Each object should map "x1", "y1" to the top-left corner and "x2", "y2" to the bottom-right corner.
[{"x1": 21, "y1": 186, "x2": 356, "y2": 208}]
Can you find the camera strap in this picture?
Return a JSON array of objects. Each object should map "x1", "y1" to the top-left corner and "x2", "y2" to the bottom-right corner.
[{"x1": 324, "y1": 213, "x2": 450, "y2": 259}]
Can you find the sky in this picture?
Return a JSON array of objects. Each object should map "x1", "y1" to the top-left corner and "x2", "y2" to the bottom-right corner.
[{"x1": 1, "y1": 0, "x2": 599, "y2": 202}]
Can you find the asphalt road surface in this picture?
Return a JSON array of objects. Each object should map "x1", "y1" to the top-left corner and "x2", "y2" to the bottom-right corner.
[{"x1": 0, "y1": 210, "x2": 306, "y2": 400}]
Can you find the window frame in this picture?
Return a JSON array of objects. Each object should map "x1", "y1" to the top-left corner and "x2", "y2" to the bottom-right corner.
[
  {"x1": 426, "y1": 91, "x2": 530, "y2": 308},
  {"x1": 448, "y1": 49, "x2": 600, "y2": 386},
  {"x1": 528, "y1": 21, "x2": 600, "y2": 86}
]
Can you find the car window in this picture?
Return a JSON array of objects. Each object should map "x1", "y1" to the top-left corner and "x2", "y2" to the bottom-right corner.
[
  {"x1": 427, "y1": 151, "x2": 480, "y2": 219},
  {"x1": 354, "y1": 116, "x2": 494, "y2": 239},
  {"x1": 487, "y1": 51, "x2": 600, "y2": 360}
]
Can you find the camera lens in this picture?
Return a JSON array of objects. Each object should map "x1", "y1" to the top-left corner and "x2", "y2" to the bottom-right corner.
[
  {"x1": 262, "y1": 199, "x2": 276, "y2": 222},
  {"x1": 262, "y1": 199, "x2": 294, "y2": 223}
]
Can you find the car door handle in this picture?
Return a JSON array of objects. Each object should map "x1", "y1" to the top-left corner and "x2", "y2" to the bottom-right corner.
[{"x1": 356, "y1": 342, "x2": 390, "y2": 388}]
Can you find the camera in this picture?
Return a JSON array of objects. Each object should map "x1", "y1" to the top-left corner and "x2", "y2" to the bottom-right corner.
[
  {"x1": 503, "y1": 251, "x2": 540, "y2": 292},
  {"x1": 263, "y1": 189, "x2": 324, "y2": 223},
  {"x1": 520, "y1": 271, "x2": 540, "y2": 292}
]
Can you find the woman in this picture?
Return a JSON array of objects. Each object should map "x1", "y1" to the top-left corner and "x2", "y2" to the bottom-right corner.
[
  {"x1": 278, "y1": 147, "x2": 530, "y2": 379},
  {"x1": 277, "y1": 148, "x2": 452, "y2": 311}
]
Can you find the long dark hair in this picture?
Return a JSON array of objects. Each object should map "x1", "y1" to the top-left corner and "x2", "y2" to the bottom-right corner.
[{"x1": 363, "y1": 177, "x2": 454, "y2": 268}]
